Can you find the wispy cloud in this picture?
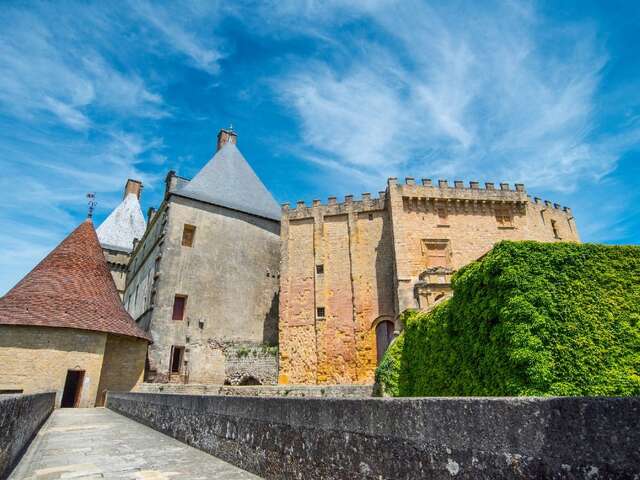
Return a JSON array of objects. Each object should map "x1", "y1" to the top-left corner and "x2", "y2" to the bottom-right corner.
[
  {"x1": 130, "y1": 1, "x2": 228, "y2": 75},
  {"x1": 0, "y1": 9, "x2": 167, "y2": 128},
  {"x1": 269, "y1": 0, "x2": 636, "y2": 194}
]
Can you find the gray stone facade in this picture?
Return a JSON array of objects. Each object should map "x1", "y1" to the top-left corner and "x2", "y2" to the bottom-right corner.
[{"x1": 124, "y1": 131, "x2": 280, "y2": 385}]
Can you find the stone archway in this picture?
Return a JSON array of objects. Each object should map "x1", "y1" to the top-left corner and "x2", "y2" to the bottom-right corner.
[{"x1": 239, "y1": 376, "x2": 261, "y2": 386}]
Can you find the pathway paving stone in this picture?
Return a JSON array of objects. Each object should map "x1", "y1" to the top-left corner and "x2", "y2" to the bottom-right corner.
[{"x1": 10, "y1": 408, "x2": 261, "y2": 480}]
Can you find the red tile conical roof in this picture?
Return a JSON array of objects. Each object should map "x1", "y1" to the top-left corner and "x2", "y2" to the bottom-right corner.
[{"x1": 0, "y1": 219, "x2": 151, "y2": 341}]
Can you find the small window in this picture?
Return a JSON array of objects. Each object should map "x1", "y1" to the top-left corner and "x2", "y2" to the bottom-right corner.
[
  {"x1": 170, "y1": 346, "x2": 184, "y2": 373},
  {"x1": 182, "y1": 224, "x2": 196, "y2": 247},
  {"x1": 368, "y1": 213, "x2": 374, "y2": 221},
  {"x1": 316, "y1": 307, "x2": 326, "y2": 318},
  {"x1": 495, "y1": 206, "x2": 514, "y2": 228},
  {"x1": 172, "y1": 295, "x2": 187, "y2": 320},
  {"x1": 316, "y1": 264, "x2": 324, "y2": 275},
  {"x1": 551, "y1": 220, "x2": 560, "y2": 239}
]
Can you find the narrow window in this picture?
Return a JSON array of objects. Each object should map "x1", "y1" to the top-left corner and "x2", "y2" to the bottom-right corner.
[
  {"x1": 316, "y1": 307, "x2": 326, "y2": 318},
  {"x1": 436, "y1": 205, "x2": 449, "y2": 226},
  {"x1": 182, "y1": 224, "x2": 196, "y2": 247},
  {"x1": 316, "y1": 264, "x2": 324, "y2": 275},
  {"x1": 551, "y1": 220, "x2": 560, "y2": 239},
  {"x1": 170, "y1": 346, "x2": 184, "y2": 373},
  {"x1": 172, "y1": 295, "x2": 187, "y2": 320},
  {"x1": 368, "y1": 213, "x2": 374, "y2": 221}
]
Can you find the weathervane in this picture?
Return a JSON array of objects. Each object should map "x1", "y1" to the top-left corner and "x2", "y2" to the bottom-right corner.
[{"x1": 86, "y1": 192, "x2": 97, "y2": 219}]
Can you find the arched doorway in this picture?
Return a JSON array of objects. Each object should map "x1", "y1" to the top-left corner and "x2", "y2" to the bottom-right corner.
[
  {"x1": 239, "y1": 376, "x2": 261, "y2": 386},
  {"x1": 376, "y1": 320, "x2": 395, "y2": 364}
]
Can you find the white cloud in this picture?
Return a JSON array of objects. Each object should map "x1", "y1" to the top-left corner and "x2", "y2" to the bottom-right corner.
[
  {"x1": 130, "y1": 1, "x2": 227, "y2": 75},
  {"x1": 0, "y1": 6, "x2": 167, "y2": 129},
  {"x1": 270, "y1": 0, "x2": 636, "y2": 193}
]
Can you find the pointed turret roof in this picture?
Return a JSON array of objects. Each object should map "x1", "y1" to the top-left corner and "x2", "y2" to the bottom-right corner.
[
  {"x1": 96, "y1": 187, "x2": 146, "y2": 253},
  {"x1": 0, "y1": 220, "x2": 150, "y2": 341},
  {"x1": 176, "y1": 142, "x2": 281, "y2": 221}
]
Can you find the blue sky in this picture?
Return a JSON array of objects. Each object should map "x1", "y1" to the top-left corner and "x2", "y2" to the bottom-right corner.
[{"x1": 1, "y1": 0, "x2": 639, "y2": 294}]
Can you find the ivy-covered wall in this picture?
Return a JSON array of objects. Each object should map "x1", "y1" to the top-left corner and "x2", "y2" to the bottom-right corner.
[{"x1": 376, "y1": 241, "x2": 640, "y2": 397}]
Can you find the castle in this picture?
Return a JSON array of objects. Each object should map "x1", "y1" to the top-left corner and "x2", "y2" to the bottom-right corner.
[
  {"x1": 279, "y1": 178, "x2": 578, "y2": 384},
  {"x1": 0, "y1": 128, "x2": 579, "y2": 397},
  {"x1": 123, "y1": 129, "x2": 281, "y2": 385}
]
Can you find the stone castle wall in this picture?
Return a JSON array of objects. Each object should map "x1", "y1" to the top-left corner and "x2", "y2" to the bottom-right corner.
[
  {"x1": 95, "y1": 334, "x2": 147, "y2": 406},
  {"x1": 0, "y1": 326, "x2": 146, "y2": 407},
  {"x1": 279, "y1": 193, "x2": 395, "y2": 385},
  {"x1": 0, "y1": 392, "x2": 55, "y2": 479},
  {"x1": 107, "y1": 392, "x2": 640, "y2": 479},
  {"x1": 126, "y1": 193, "x2": 280, "y2": 385},
  {"x1": 0, "y1": 325, "x2": 107, "y2": 407},
  {"x1": 279, "y1": 178, "x2": 579, "y2": 385}
]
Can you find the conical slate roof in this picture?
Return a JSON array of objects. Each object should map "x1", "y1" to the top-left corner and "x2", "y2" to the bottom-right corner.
[
  {"x1": 96, "y1": 193, "x2": 146, "y2": 252},
  {"x1": 176, "y1": 142, "x2": 281, "y2": 221},
  {"x1": 0, "y1": 220, "x2": 150, "y2": 341}
]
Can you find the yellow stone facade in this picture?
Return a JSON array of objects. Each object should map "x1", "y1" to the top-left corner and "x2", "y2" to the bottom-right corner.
[
  {"x1": 0, "y1": 325, "x2": 146, "y2": 407},
  {"x1": 278, "y1": 178, "x2": 579, "y2": 385}
]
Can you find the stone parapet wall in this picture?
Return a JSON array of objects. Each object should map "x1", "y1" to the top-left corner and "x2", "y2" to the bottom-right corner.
[
  {"x1": 134, "y1": 383, "x2": 374, "y2": 398},
  {"x1": 0, "y1": 392, "x2": 55, "y2": 479},
  {"x1": 107, "y1": 392, "x2": 639, "y2": 479}
]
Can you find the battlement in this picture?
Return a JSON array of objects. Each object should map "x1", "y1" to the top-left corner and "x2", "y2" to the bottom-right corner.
[
  {"x1": 391, "y1": 177, "x2": 528, "y2": 203},
  {"x1": 282, "y1": 191, "x2": 388, "y2": 220},
  {"x1": 528, "y1": 196, "x2": 573, "y2": 216},
  {"x1": 282, "y1": 177, "x2": 574, "y2": 220}
]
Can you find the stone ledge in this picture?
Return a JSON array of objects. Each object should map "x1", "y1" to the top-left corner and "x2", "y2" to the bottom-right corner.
[
  {"x1": 0, "y1": 392, "x2": 55, "y2": 479},
  {"x1": 107, "y1": 392, "x2": 640, "y2": 479}
]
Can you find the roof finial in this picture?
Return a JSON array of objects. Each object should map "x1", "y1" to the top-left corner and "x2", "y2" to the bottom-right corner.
[{"x1": 86, "y1": 192, "x2": 97, "y2": 219}]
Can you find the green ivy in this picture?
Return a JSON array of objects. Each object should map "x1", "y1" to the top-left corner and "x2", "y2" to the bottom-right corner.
[{"x1": 376, "y1": 241, "x2": 640, "y2": 397}]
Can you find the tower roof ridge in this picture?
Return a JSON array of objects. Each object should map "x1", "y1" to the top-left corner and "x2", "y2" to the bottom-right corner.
[{"x1": 176, "y1": 142, "x2": 280, "y2": 221}]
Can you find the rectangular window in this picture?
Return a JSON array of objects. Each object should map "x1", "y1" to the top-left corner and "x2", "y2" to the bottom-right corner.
[
  {"x1": 423, "y1": 239, "x2": 451, "y2": 268},
  {"x1": 316, "y1": 307, "x2": 326, "y2": 318},
  {"x1": 172, "y1": 295, "x2": 187, "y2": 320},
  {"x1": 495, "y1": 206, "x2": 514, "y2": 228},
  {"x1": 316, "y1": 264, "x2": 324, "y2": 275},
  {"x1": 181, "y1": 224, "x2": 196, "y2": 247},
  {"x1": 551, "y1": 220, "x2": 560, "y2": 239},
  {"x1": 170, "y1": 346, "x2": 184, "y2": 373}
]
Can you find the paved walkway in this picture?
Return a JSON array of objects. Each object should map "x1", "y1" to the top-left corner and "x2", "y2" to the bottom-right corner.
[{"x1": 10, "y1": 408, "x2": 261, "y2": 480}]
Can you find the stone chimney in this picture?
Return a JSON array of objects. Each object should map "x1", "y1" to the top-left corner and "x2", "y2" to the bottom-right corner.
[
  {"x1": 216, "y1": 128, "x2": 238, "y2": 151},
  {"x1": 124, "y1": 179, "x2": 143, "y2": 199}
]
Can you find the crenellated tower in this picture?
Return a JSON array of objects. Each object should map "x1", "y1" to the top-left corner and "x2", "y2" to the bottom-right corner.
[{"x1": 278, "y1": 176, "x2": 579, "y2": 385}]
